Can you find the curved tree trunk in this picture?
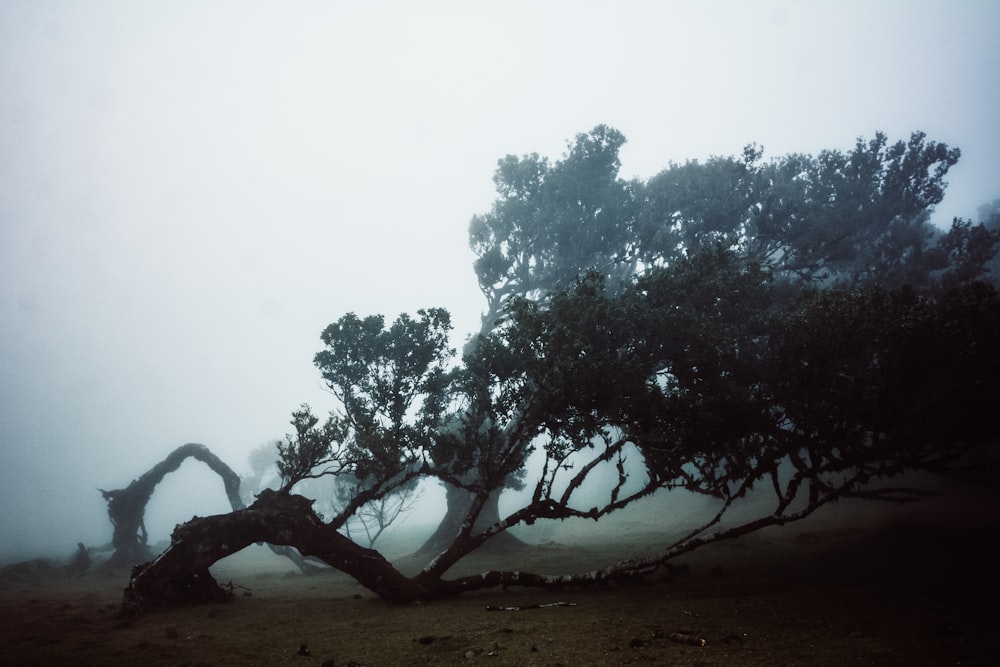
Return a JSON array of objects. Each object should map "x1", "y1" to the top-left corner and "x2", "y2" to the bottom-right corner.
[
  {"x1": 122, "y1": 488, "x2": 683, "y2": 612},
  {"x1": 415, "y1": 484, "x2": 525, "y2": 557},
  {"x1": 99, "y1": 443, "x2": 325, "y2": 574},
  {"x1": 124, "y1": 489, "x2": 426, "y2": 610},
  {"x1": 99, "y1": 443, "x2": 244, "y2": 569}
]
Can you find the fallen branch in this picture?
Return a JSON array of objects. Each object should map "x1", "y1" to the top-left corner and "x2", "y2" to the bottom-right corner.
[{"x1": 485, "y1": 602, "x2": 577, "y2": 611}]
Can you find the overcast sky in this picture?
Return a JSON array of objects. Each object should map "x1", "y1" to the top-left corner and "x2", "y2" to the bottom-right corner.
[{"x1": 2, "y1": 1, "x2": 998, "y2": 559}]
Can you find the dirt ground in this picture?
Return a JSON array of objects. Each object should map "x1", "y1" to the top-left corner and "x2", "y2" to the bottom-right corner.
[{"x1": 2, "y1": 485, "x2": 998, "y2": 666}]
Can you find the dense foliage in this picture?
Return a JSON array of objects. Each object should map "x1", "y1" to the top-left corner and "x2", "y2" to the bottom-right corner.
[
  {"x1": 125, "y1": 128, "x2": 1000, "y2": 607},
  {"x1": 281, "y1": 126, "x2": 999, "y2": 566}
]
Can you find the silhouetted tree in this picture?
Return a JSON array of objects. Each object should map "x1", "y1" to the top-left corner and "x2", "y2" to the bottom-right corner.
[
  {"x1": 640, "y1": 131, "x2": 968, "y2": 290},
  {"x1": 99, "y1": 443, "x2": 243, "y2": 569},
  {"x1": 101, "y1": 442, "x2": 325, "y2": 574},
  {"x1": 419, "y1": 126, "x2": 639, "y2": 554},
  {"x1": 434, "y1": 127, "x2": 989, "y2": 555},
  {"x1": 123, "y1": 130, "x2": 1000, "y2": 610}
]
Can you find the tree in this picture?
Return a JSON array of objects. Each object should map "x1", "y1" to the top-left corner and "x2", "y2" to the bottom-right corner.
[
  {"x1": 240, "y1": 440, "x2": 281, "y2": 505},
  {"x1": 640, "y1": 131, "x2": 967, "y2": 291},
  {"x1": 331, "y1": 474, "x2": 422, "y2": 548},
  {"x1": 418, "y1": 126, "x2": 641, "y2": 555},
  {"x1": 100, "y1": 442, "x2": 327, "y2": 574},
  {"x1": 439, "y1": 127, "x2": 985, "y2": 556},
  {"x1": 978, "y1": 198, "x2": 1000, "y2": 282},
  {"x1": 99, "y1": 443, "x2": 244, "y2": 569},
  {"x1": 290, "y1": 309, "x2": 454, "y2": 532},
  {"x1": 469, "y1": 124, "x2": 640, "y2": 326},
  {"x1": 122, "y1": 129, "x2": 1000, "y2": 610},
  {"x1": 124, "y1": 260, "x2": 1000, "y2": 609},
  {"x1": 933, "y1": 205, "x2": 1000, "y2": 290}
]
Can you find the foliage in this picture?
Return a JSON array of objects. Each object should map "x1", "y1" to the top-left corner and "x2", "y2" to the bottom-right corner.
[
  {"x1": 129, "y1": 129, "x2": 1000, "y2": 607},
  {"x1": 313, "y1": 308, "x2": 455, "y2": 478},
  {"x1": 768, "y1": 282, "x2": 1000, "y2": 484},
  {"x1": 276, "y1": 406, "x2": 349, "y2": 492},
  {"x1": 935, "y1": 217, "x2": 1000, "y2": 289},
  {"x1": 281, "y1": 309, "x2": 456, "y2": 529},
  {"x1": 481, "y1": 252, "x2": 1000, "y2": 514},
  {"x1": 640, "y1": 131, "x2": 969, "y2": 291},
  {"x1": 289, "y1": 127, "x2": 998, "y2": 569},
  {"x1": 469, "y1": 125, "x2": 641, "y2": 326},
  {"x1": 978, "y1": 198, "x2": 1000, "y2": 282}
]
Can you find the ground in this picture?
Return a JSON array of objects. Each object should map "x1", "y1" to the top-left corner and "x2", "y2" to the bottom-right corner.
[{"x1": 2, "y1": 483, "x2": 998, "y2": 666}]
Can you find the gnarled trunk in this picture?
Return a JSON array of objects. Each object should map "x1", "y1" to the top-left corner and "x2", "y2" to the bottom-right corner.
[
  {"x1": 125, "y1": 490, "x2": 426, "y2": 611},
  {"x1": 100, "y1": 443, "x2": 325, "y2": 575},
  {"x1": 122, "y1": 488, "x2": 669, "y2": 613},
  {"x1": 99, "y1": 443, "x2": 244, "y2": 569}
]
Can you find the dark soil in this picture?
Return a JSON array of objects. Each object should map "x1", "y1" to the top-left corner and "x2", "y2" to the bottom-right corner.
[{"x1": 2, "y1": 487, "x2": 998, "y2": 666}]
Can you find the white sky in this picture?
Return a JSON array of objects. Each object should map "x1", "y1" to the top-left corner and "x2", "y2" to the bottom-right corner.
[{"x1": 2, "y1": 0, "x2": 999, "y2": 559}]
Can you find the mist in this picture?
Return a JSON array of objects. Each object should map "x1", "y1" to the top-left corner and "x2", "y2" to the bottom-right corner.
[{"x1": 2, "y1": 1, "x2": 1000, "y2": 563}]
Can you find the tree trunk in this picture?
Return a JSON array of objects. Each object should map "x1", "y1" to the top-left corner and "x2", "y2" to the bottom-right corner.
[
  {"x1": 99, "y1": 443, "x2": 325, "y2": 575},
  {"x1": 99, "y1": 443, "x2": 244, "y2": 569},
  {"x1": 122, "y1": 488, "x2": 670, "y2": 613},
  {"x1": 415, "y1": 484, "x2": 526, "y2": 557},
  {"x1": 124, "y1": 489, "x2": 426, "y2": 611}
]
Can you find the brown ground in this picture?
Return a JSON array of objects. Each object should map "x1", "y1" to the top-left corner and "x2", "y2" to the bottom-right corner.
[{"x1": 2, "y1": 485, "x2": 998, "y2": 666}]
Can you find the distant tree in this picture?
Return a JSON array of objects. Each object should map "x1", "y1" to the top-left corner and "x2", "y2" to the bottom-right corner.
[
  {"x1": 418, "y1": 125, "x2": 640, "y2": 555},
  {"x1": 123, "y1": 130, "x2": 1000, "y2": 610},
  {"x1": 239, "y1": 441, "x2": 281, "y2": 505},
  {"x1": 99, "y1": 443, "x2": 244, "y2": 569},
  {"x1": 100, "y1": 442, "x2": 326, "y2": 574},
  {"x1": 330, "y1": 474, "x2": 422, "y2": 548},
  {"x1": 640, "y1": 131, "x2": 968, "y2": 291},
  {"x1": 978, "y1": 198, "x2": 1000, "y2": 230},
  {"x1": 469, "y1": 124, "x2": 640, "y2": 325},
  {"x1": 974, "y1": 198, "x2": 1000, "y2": 282},
  {"x1": 933, "y1": 217, "x2": 1000, "y2": 290}
]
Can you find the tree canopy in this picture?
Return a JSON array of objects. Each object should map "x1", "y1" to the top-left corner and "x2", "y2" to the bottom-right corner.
[{"x1": 124, "y1": 128, "x2": 1000, "y2": 609}]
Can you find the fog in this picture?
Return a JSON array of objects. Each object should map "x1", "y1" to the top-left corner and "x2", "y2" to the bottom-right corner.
[{"x1": 2, "y1": 1, "x2": 999, "y2": 562}]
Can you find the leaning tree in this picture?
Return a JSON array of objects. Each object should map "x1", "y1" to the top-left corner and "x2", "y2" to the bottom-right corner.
[
  {"x1": 414, "y1": 125, "x2": 642, "y2": 555},
  {"x1": 425, "y1": 126, "x2": 991, "y2": 553},
  {"x1": 122, "y1": 129, "x2": 1000, "y2": 610}
]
